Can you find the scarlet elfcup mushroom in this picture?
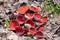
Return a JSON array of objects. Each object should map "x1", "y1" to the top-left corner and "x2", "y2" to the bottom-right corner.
[
  {"x1": 23, "y1": 28, "x2": 29, "y2": 36},
  {"x1": 25, "y1": 20, "x2": 35, "y2": 28},
  {"x1": 29, "y1": 28, "x2": 35, "y2": 35},
  {"x1": 15, "y1": 26, "x2": 24, "y2": 35},
  {"x1": 34, "y1": 13, "x2": 41, "y2": 20},
  {"x1": 9, "y1": 4, "x2": 48, "y2": 39},
  {"x1": 25, "y1": 13, "x2": 33, "y2": 19},
  {"x1": 10, "y1": 20, "x2": 19, "y2": 30},
  {"x1": 36, "y1": 31, "x2": 44, "y2": 38},
  {"x1": 17, "y1": 15, "x2": 25, "y2": 24},
  {"x1": 37, "y1": 25, "x2": 44, "y2": 31},
  {"x1": 17, "y1": 6, "x2": 29, "y2": 14},
  {"x1": 35, "y1": 20, "x2": 43, "y2": 25},
  {"x1": 31, "y1": 6, "x2": 39, "y2": 12},
  {"x1": 41, "y1": 16, "x2": 48, "y2": 23}
]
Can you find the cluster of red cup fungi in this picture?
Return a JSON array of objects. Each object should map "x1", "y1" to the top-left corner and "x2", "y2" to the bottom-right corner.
[{"x1": 10, "y1": 4, "x2": 48, "y2": 38}]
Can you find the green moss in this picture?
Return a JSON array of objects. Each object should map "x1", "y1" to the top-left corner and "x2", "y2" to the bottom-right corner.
[
  {"x1": 55, "y1": 3, "x2": 60, "y2": 10},
  {"x1": 53, "y1": 12, "x2": 58, "y2": 17},
  {"x1": 45, "y1": 5, "x2": 55, "y2": 12},
  {"x1": 5, "y1": 19, "x2": 9, "y2": 27},
  {"x1": 45, "y1": 0, "x2": 51, "y2": 2},
  {"x1": 45, "y1": 0, "x2": 60, "y2": 17}
]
